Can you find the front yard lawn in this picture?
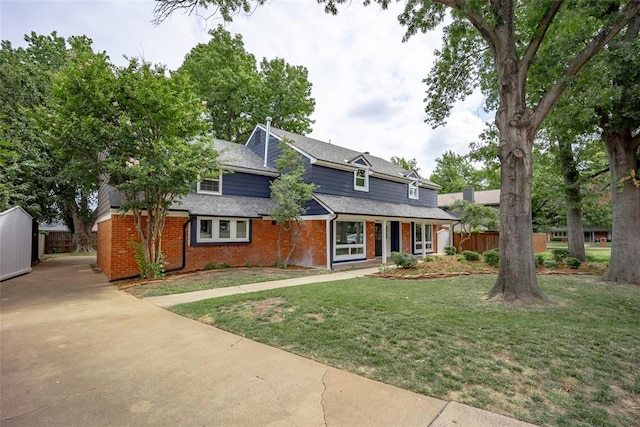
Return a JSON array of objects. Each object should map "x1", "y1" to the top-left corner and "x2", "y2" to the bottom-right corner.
[
  {"x1": 172, "y1": 274, "x2": 640, "y2": 427},
  {"x1": 121, "y1": 267, "x2": 325, "y2": 298}
]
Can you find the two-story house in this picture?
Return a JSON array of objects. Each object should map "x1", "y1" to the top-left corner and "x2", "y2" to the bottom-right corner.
[{"x1": 96, "y1": 124, "x2": 457, "y2": 281}]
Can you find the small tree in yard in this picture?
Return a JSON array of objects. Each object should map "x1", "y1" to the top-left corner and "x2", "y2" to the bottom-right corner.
[
  {"x1": 106, "y1": 60, "x2": 219, "y2": 279},
  {"x1": 450, "y1": 199, "x2": 499, "y2": 254},
  {"x1": 270, "y1": 140, "x2": 316, "y2": 268}
]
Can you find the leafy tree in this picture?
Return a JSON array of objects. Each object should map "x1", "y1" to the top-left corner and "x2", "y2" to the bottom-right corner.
[
  {"x1": 178, "y1": 25, "x2": 314, "y2": 142},
  {"x1": 106, "y1": 60, "x2": 220, "y2": 278},
  {"x1": 154, "y1": 0, "x2": 640, "y2": 298},
  {"x1": 449, "y1": 199, "x2": 499, "y2": 253},
  {"x1": 41, "y1": 36, "x2": 112, "y2": 251},
  {"x1": 390, "y1": 156, "x2": 420, "y2": 172},
  {"x1": 255, "y1": 58, "x2": 315, "y2": 135},
  {"x1": 0, "y1": 32, "x2": 66, "y2": 220},
  {"x1": 270, "y1": 140, "x2": 317, "y2": 268},
  {"x1": 429, "y1": 150, "x2": 486, "y2": 193}
]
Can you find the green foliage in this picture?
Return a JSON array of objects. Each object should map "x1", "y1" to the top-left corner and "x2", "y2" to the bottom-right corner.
[
  {"x1": 178, "y1": 25, "x2": 314, "y2": 142},
  {"x1": 483, "y1": 249, "x2": 499, "y2": 267},
  {"x1": 544, "y1": 260, "x2": 559, "y2": 269},
  {"x1": 461, "y1": 250, "x2": 480, "y2": 261},
  {"x1": 565, "y1": 257, "x2": 582, "y2": 270},
  {"x1": 129, "y1": 241, "x2": 166, "y2": 279},
  {"x1": 552, "y1": 248, "x2": 570, "y2": 262},
  {"x1": 390, "y1": 156, "x2": 420, "y2": 172},
  {"x1": 390, "y1": 252, "x2": 417, "y2": 269},
  {"x1": 270, "y1": 140, "x2": 317, "y2": 267},
  {"x1": 534, "y1": 254, "x2": 546, "y2": 267},
  {"x1": 429, "y1": 150, "x2": 487, "y2": 193},
  {"x1": 203, "y1": 262, "x2": 230, "y2": 270},
  {"x1": 444, "y1": 246, "x2": 456, "y2": 256}
]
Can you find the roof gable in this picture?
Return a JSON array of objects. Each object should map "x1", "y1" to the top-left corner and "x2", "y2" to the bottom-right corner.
[{"x1": 259, "y1": 125, "x2": 440, "y2": 189}]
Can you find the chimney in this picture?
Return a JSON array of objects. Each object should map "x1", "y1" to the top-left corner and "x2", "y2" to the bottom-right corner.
[
  {"x1": 463, "y1": 187, "x2": 475, "y2": 203},
  {"x1": 263, "y1": 117, "x2": 272, "y2": 168}
]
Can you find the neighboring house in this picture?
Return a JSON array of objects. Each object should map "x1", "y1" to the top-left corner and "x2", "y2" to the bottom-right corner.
[
  {"x1": 437, "y1": 187, "x2": 500, "y2": 211},
  {"x1": 549, "y1": 226, "x2": 611, "y2": 243},
  {"x1": 96, "y1": 124, "x2": 457, "y2": 281}
]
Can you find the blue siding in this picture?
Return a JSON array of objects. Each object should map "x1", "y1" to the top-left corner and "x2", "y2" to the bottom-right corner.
[
  {"x1": 308, "y1": 165, "x2": 438, "y2": 208},
  {"x1": 303, "y1": 199, "x2": 330, "y2": 216},
  {"x1": 246, "y1": 128, "x2": 282, "y2": 169},
  {"x1": 222, "y1": 172, "x2": 272, "y2": 197}
]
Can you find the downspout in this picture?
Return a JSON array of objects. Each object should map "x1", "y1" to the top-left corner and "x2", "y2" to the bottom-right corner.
[
  {"x1": 326, "y1": 214, "x2": 337, "y2": 270},
  {"x1": 263, "y1": 117, "x2": 272, "y2": 167},
  {"x1": 164, "y1": 217, "x2": 192, "y2": 274},
  {"x1": 109, "y1": 217, "x2": 192, "y2": 282}
]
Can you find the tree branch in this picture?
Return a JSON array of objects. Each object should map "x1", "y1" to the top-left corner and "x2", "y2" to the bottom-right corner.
[
  {"x1": 434, "y1": 0, "x2": 499, "y2": 47},
  {"x1": 532, "y1": 0, "x2": 640, "y2": 130},
  {"x1": 519, "y1": 1, "x2": 563, "y2": 81}
]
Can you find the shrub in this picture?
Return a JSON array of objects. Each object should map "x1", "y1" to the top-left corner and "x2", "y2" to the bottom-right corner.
[
  {"x1": 565, "y1": 257, "x2": 582, "y2": 269},
  {"x1": 551, "y1": 248, "x2": 569, "y2": 262},
  {"x1": 456, "y1": 255, "x2": 466, "y2": 262},
  {"x1": 544, "y1": 260, "x2": 558, "y2": 268},
  {"x1": 390, "y1": 252, "x2": 418, "y2": 269},
  {"x1": 483, "y1": 249, "x2": 500, "y2": 267},
  {"x1": 534, "y1": 254, "x2": 546, "y2": 267},
  {"x1": 462, "y1": 250, "x2": 480, "y2": 261},
  {"x1": 444, "y1": 246, "x2": 457, "y2": 256},
  {"x1": 204, "y1": 262, "x2": 230, "y2": 270}
]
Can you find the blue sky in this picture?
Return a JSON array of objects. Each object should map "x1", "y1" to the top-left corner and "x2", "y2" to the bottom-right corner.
[{"x1": 1, "y1": 0, "x2": 491, "y2": 175}]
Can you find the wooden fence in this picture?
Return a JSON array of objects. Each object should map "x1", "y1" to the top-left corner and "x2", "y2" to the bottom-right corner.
[
  {"x1": 44, "y1": 231, "x2": 98, "y2": 254},
  {"x1": 453, "y1": 232, "x2": 547, "y2": 254}
]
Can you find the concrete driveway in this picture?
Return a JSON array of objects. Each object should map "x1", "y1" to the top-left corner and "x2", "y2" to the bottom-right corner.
[{"x1": 1, "y1": 256, "x2": 535, "y2": 426}]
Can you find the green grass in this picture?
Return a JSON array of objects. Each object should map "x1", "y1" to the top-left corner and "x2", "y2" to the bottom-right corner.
[
  {"x1": 172, "y1": 275, "x2": 640, "y2": 427},
  {"x1": 128, "y1": 269, "x2": 323, "y2": 298},
  {"x1": 542, "y1": 242, "x2": 611, "y2": 264}
]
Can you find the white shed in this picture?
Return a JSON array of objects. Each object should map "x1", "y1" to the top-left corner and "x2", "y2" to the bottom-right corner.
[{"x1": 0, "y1": 206, "x2": 33, "y2": 281}]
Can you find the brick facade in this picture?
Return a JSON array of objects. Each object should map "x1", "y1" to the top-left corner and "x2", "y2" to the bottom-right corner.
[{"x1": 97, "y1": 213, "x2": 328, "y2": 281}]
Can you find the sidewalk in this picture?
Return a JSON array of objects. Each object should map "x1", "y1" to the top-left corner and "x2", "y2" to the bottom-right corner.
[{"x1": 145, "y1": 266, "x2": 382, "y2": 307}]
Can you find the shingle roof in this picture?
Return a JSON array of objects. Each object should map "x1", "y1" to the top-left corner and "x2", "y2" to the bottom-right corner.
[
  {"x1": 107, "y1": 187, "x2": 273, "y2": 218},
  {"x1": 173, "y1": 193, "x2": 274, "y2": 217},
  {"x1": 438, "y1": 189, "x2": 501, "y2": 207},
  {"x1": 267, "y1": 126, "x2": 440, "y2": 188},
  {"x1": 314, "y1": 194, "x2": 458, "y2": 221},
  {"x1": 212, "y1": 139, "x2": 277, "y2": 174}
]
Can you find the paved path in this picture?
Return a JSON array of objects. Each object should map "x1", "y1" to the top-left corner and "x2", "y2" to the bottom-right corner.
[
  {"x1": 1, "y1": 256, "x2": 537, "y2": 426},
  {"x1": 146, "y1": 267, "x2": 382, "y2": 307}
]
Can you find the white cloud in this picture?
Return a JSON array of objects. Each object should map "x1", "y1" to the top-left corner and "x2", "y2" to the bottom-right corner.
[{"x1": 1, "y1": 0, "x2": 490, "y2": 177}]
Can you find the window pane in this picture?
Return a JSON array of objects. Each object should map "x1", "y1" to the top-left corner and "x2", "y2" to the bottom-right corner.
[
  {"x1": 336, "y1": 248, "x2": 349, "y2": 255},
  {"x1": 415, "y1": 225, "x2": 422, "y2": 241},
  {"x1": 236, "y1": 221, "x2": 247, "y2": 239},
  {"x1": 219, "y1": 220, "x2": 230, "y2": 239},
  {"x1": 200, "y1": 220, "x2": 212, "y2": 239},
  {"x1": 355, "y1": 169, "x2": 367, "y2": 188},
  {"x1": 352, "y1": 247, "x2": 364, "y2": 255},
  {"x1": 200, "y1": 179, "x2": 219, "y2": 193}
]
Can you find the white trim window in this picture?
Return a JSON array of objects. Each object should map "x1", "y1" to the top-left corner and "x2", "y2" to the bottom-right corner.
[
  {"x1": 353, "y1": 168, "x2": 369, "y2": 192},
  {"x1": 334, "y1": 220, "x2": 366, "y2": 261},
  {"x1": 197, "y1": 217, "x2": 249, "y2": 243},
  {"x1": 197, "y1": 176, "x2": 222, "y2": 195},
  {"x1": 414, "y1": 223, "x2": 433, "y2": 253},
  {"x1": 408, "y1": 181, "x2": 419, "y2": 200}
]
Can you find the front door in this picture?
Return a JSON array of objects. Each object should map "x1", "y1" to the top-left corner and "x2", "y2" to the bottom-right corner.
[{"x1": 375, "y1": 223, "x2": 382, "y2": 256}]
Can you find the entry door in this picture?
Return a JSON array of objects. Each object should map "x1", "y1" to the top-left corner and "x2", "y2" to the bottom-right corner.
[{"x1": 375, "y1": 223, "x2": 382, "y2": 256}]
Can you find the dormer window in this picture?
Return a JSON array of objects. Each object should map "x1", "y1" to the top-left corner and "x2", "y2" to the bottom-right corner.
[
  {"x1": 197, "y1": 176, "x2": 222, "y2": 195},
  {"x1": 354, "y1": 168, "x2": 369, "y2": 192},
  {"x1": 408, "y1": 181, "x2": 419, "y2": 200}
]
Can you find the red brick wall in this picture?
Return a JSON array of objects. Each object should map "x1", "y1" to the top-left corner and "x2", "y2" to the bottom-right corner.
[
  {"x1": 97, "y1": 214, "x2": 328, "y2": 281},
  {"x1": 402, "y1": 222, "x2": 412, "y2": 253},
  {"x1": 366, "y1": 221, "x2": 376, "y2": 259},
  {"x1": 97, "y1": 218, "x2": 112, "y2": 278}
]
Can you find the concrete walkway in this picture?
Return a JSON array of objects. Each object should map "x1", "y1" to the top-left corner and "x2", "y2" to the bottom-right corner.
[
  {"x1": 1, "y1": 256, "x2": 537, "y2": 426},
  {"x1": 146, "y1": 267, "x2": 382, "y2": 307}
]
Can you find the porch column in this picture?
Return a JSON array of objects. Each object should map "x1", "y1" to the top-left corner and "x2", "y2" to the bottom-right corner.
[
  {"x1": 421, "y1": 223, "x2": 426, "y2": 259},
  {"x1": 382, "y1": 220, "x2": 388, "y2": 264}
]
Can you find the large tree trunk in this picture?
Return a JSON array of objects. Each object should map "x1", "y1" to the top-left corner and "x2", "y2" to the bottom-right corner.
[
  {"x1": 487, "y1": 39, "x2": 549, "y2": 304},
  {"x1": 602, "y1": 130, "x2": 640, "y2": 284},
  {"x1": 64, "y1": 197, "x2": 95, "y2": 252},
  {"x1": 558, "y1": 138, "x2": 586, "y2": 261}
]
